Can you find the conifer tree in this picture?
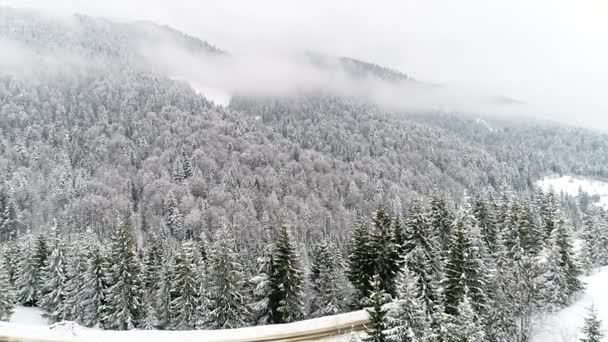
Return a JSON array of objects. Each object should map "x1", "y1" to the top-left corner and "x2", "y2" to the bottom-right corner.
[
  {"x1": 369, "y1": 207, "x2": 400, "y2": 296},
  {"x1": 205, "y1": 227, "x2": 249, "y2": 329},
  {"x1": 580, "y1": 210, "x2": 603, "y2": 274},
  {"x1": 364, "y1": 275, "x2": 387, "y2": 342},
  {"x1": 580, "y1": 304, "x2": 604, "y2": 342},
  {"x1": 170, "y1": 241, "x2": 200, "y2": 330},
  {"x1": 39, "y1": 237, "x2": 68, "y2": 323},
  {"x1": 79, "y1": 244, "x2": 108, "y2": 328},
  {"x1": 443, "y1": 196, "x2": 487, "y2": 317},
  {"x1": 249, "y1": 244, "x2": 272, "y2": 325},
  {"x1": 153, "y1": 261, "x2": 172, "y2": 330},
  {"x1": 403, "y1": 199, "x2": 442, "y2": 324},
  {"x1": 2, "y1": 241, "x2": 20, "y2": 286},
  {"x1": 16, "y1": 238, "x2": 39, "y2": 306},
  {"x1": 268, "y1": 224, "x2": 304, "y2": 324},
  {"x1": 0, "y1": 261, "x2": 15, "y2": 321},
  {"x1": 541, "y1": 190, "x2": 560, "y2": 240},
  {"x1": 164, "y1": 191, "x2": 183, "y2": 238},
  {"x1": 308, "y1": 239, "x2": 345, "y2": 318},
  {"x1": 63, "y1": 238, "x2": 89, "y2": 322},
  {"x1": 430, "y1": 195, "x2": 454, "y2": 251},
  {"x1": 347, "y1": 216, "x2": 374, "y2": 302},
  {"x1": 104, "y1": 221, "x2": 144, "y2": 330},
  {"x1": 446, "y1": 288, "x2": 485, "y2": 342},
  {"x1": 473, "y1": 194, "x2": 498, "y2": 253},
  {"x1": 384, "y1": 264, "x2": 430, "y2": 342}
]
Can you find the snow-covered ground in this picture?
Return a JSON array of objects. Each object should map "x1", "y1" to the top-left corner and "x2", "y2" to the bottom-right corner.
[
  {"x1": 532, "y1": 266, "x2": 608, "y2": 342},
  {"x1": 0, "y1": 308, "x2": 367, "y2": 342},
  {"x1": 537, "y1": 175, "x2": 608, "y2": 208},
  {"x1": 9, "y1": 305, "x2": 47, "y2": 326}
]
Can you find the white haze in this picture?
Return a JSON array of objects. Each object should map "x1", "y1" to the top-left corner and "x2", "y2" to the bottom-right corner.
[{"x1": 1, "y1": 0, "x2": 608, "y2": 129}]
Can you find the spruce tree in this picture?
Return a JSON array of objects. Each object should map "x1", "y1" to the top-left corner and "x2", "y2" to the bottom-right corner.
[
  {"x1": 205, "y1": 227, "x2": 249, "y2": 329},
  {"x1": 429, "y1": 195, "x2": 454, "y2": 252},
  {"x1": 443, "y1": 196, "x2": 488, "y2": 317},
  {"x1": 0, "y1": 261, "x2": 15, "y2": 321},
  {"x1": 104, "y1": 221, "x2": 144, "y2": 330},
  {"x1": 153, "y1": 261, "x2": 172, "y2": 330},
  {"x1": 580, "y1": 304, "x2": 604, "y2": 342},
  {"x1": 403, "y1": 199, "x2": 442, "y2": 325},
  {"x1": 2, "y1": 241, "x2": 20, "y2": 286},
  {"x1": 580, "y1": 210, "x2": 603, "y2": 274},
  {"x1": 249, "y1": 244, "x2": 272, "y2": 325},
  {"x1": 268, "y1": 224, "x2": 304, "y2": 324},
  {"x1": 79, "y1": 244, "x2": 108, "y2": 328},
  {"x1": 541, "y1": 190, "x2": 560, "y2": 240},
  {"x1": 369, "y1": 207, "x2": 400, "y2": 296},
  {"x1": 473, "y1": 194, "x2": 498, "y2": 253},
  {"x1": 384, "y1": 264, "x2": 430, "y2": 342},
  {"x1": 364, "y1": 275, "x2": 387, "y2": 342},
  {"x1": 308, "y1": 239, "x2": 345, "y2": 318},
  {"x1": 39, "y1": 237, "x2": 68, "y2": 323},
  {"x1": 170, "y1": 241, "x2": 201, "y2": 330},
  {"x1": 347, "y1": 216, "x2": 374, "y2": 302},
  {"x1": 63, "y1": 239, "x2": 89, "y2": 322},
  {"x1": 16, "y1": 238, "x2": 39, "y2": 306},
  {"x1": 446, "y1": 288, "x2": 485, "y2": 342}
]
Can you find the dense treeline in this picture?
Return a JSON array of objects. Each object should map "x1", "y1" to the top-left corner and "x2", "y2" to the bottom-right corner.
[{"x1": 2, "y1": 187, "x2": 607, "y2": 342}]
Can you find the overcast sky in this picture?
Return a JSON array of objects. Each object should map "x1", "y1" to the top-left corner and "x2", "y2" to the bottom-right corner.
[{"x1": 3, "y1": 0, "x2": 608, "y2": 129}]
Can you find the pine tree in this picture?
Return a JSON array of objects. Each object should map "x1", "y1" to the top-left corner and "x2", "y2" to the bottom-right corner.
[
  {"x1": 63, "y1": 239, "x2": 89, "y2": 322},
  {"x1": 249, "y1": 244, "x2": 272, "y2": 325},
  {"x1": 403, "y1": 199, "x2": 442, "y2": 326},
  {"x1": 541, "y1": 190, "x2": 560, "y2": 240},
  {"x1": 2, "y1": 241, "x2": 20, "y2": 286},
  {"x1": 16, "y1": 238, "x2": 41, "y2": 306},
  {"x1": 104, "y1": 221, "x2": 144, "y2": 330},
  {"x1": 0, "y1": 261, "x2": 15, "y2": 321},
  {"x1": 39, "y1": 237, "x2": 68, "y2": 323},
  {"x1": 369, "y1": 207, "x2": 400, "y2": 296},
  {"x1": 205, "y1": 227, "x2": 249, "y2": 329},
  {"x1": 0, "y1": 187, "x2": 18, "y2": 242},
  {"x1": 580, "y1": 304, "x2": 604, "y2": 342},
  {"x1": 364, "y1": 275, "x2": 387, "y2": 342},
  {"x1": 446, "y1": 288, "x2": 485, "y2": 342},
  {"x1": 542, "y1": 219, "x2": 584, "y2": 310},
  {"x1": 384, "y1": 264, "x2": 430, "y2": 342},
  {"x1": 443, "y1": 196, "x2": 488, "y2": 317},
  {"x1": 347, "y1": 216, "x2": 374, "y2": 302},
  {"x1": 153, "y1": 261, "x2": 171, "y2": 330},
  {"x1": 79, "y1": 244, "x2": 108, "y2": 328},
  {"x1": 164, "y1": 191, "x2": 183, "y2": 238},
  {"x1": 429, "y1": 195, "x2": 454, "y2": 252},
  {"x1": 308, "y1": 239, "x2": 345, "y2": 318},
  {"x1": 170, "y1": 241, "x2": 200, "y2": 330},
  {"x1": 580, "y1": 210, "x2": 603, "y2": 274},
  {"x1": 473, "y1": 194, "x2": 498, "y2": 253},
  {"x1": 268, "y1": 224, "x2": 304, "y2": 324},
  {"x1": 143, "y1": 237, "x2": 164, "y2": 293}
]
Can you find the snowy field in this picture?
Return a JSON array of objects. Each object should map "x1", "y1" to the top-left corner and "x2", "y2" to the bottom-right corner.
[
  {"x1": 537, "y1": 175, "x2": 608, "y2": 208},
  {"x1": 532, "y1": 267, "x2": 608, "y2": 342},
  {"x1": 1, "y1": 307, "x2": 366, "y2": 342}
]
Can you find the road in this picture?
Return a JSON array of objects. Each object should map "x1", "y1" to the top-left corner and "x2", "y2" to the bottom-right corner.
[{"x1": 0, "y1": 310, "x2": 368, "y2": 342}]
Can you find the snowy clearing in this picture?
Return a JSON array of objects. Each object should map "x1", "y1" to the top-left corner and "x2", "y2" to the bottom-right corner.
[
  {"x1": 532, "y1": 266, "x2": 608, "y2": 342},
  {"x1": 537, "y1": 175, "x2": 608, "y2": 208},
  {"x1": 9, "y1": 306, "x2": 47, "y2": 326},
  {"x1": 0, "y1": 309, "x2": 367, "y2": 342}
]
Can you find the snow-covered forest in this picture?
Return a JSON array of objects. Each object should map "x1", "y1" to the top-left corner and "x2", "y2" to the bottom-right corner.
[{"x1": 1, "y1": 6, "x2": 608, "y2": 341}]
